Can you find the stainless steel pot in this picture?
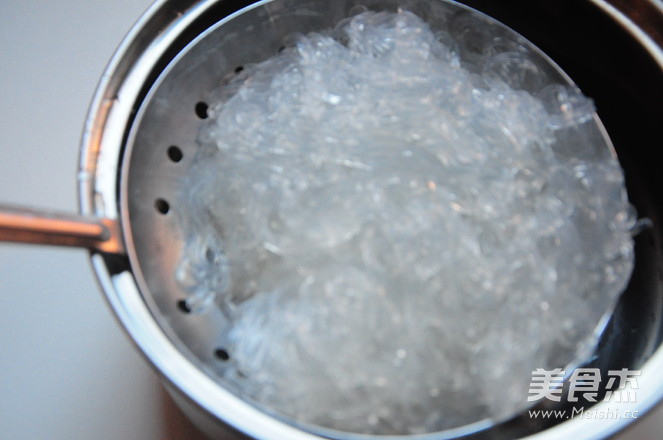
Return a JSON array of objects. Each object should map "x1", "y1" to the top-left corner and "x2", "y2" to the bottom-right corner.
[{"x1": 1, "y1": 0, "x2": 661, "y2": 439}]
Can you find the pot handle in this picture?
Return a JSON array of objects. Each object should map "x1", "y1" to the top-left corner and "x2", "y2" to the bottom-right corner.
[{"x1": 0, "y1": 204, "x2": 125, "y2": 254}]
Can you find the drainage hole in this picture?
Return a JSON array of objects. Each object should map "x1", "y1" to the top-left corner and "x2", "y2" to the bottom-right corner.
[
  {"x1": 177, "y1": 299, "x2": 191, "y2": 314},
  {"x1": 167, "y1": 145, "x2": 183, "y2": 163},
  {"x1": 214, "y1": 348, "x2": 231, "y2": 362},
  {"x1": 155, "y1": 198, "x2": 170, "y2": 214},
  {"x1": 195, "y1": 101, "x2": 209, "y2": 119}
]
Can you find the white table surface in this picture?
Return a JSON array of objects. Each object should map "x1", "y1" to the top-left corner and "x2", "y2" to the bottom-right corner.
[{"x1": 0, "y1": 1, "x2": 660, "y2": 439}]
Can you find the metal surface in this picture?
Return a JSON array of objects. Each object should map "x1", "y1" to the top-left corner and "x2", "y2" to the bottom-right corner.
[
  {"x1": 113, "y1": 0, "x2": 663, "y2": 439},
  {"x1": 118, "y1": 1, "x2": 620, "y2": 439},
  {"x1": 0, "y1": 0, "x2": 661, "y2": 439},
  {"x1": 591, "y1": 0, "x2": 663, "y2": 67},
  {"x1": 0, "y1": 205, "x2": 124, "y2": 253}
]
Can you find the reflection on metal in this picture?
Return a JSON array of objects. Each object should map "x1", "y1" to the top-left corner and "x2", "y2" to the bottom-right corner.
[
  {"x1": 589, "y1": 0, "x2": 663, "y2": 68},
  {"x1": 0, "y1": 205, "x2": 125, "y2": 254}
]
